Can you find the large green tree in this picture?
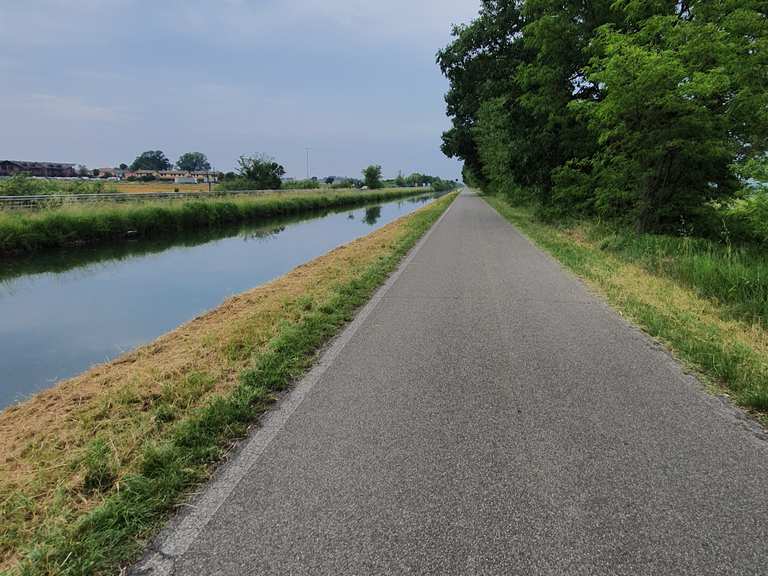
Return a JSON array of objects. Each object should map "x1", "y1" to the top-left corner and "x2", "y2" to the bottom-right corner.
[
  {"x1": 176, "y1": 152, "x2": 211, "y2": 172},
  {"x1": 130, "y1": 150, "x2": 172, "y2": 171},
  {"x1": 574, "y1": 0, "x2": 768, "y2": 230},
  {"x1": 439, "y1": 0, "x2": 768, "y2": 231},
  {"x1": 437, "y1": 1, "x2": 527, "y2": 187},
  {"x1": 237, "y1": 154, "x2": 285, "y2": 189},
  {"x1": 362, "y1": 165, "x2": 383, "y2": 189}
]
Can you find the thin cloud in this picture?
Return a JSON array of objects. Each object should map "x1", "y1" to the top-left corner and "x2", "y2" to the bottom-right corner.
[
  {"x1": 2, "y1": 94, "x2": 126, "y2": 123},
  {"x1": 0, "y1": 0, "x2": 479, "y2": 178},
  {"x1": 0, "y1": 1, "x2": 477, "y2": 48}
]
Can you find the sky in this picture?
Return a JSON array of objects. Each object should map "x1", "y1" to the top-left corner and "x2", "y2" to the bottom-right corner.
[{"x1": 0, "y1": 1, "x2": 481, "y2": 179}]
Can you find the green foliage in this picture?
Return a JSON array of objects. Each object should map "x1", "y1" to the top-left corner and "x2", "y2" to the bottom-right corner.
[
  {"x1": 718, "y1": 189, "x2": 768, "y2": 245},
  {"x1": 0, "y1": 175, "x2": 108, "y2": 196},
  {"x1": 282, "y1": 179, "x2": 321, "y2": 190},
  {"x1": 573, "y1": 4, "x2": 765, "y2": 230},
  {"x1": 429, "y1": 178, "x2": 460, "y2": 192},
  {"x1": 331, "y1": 178, "x2": 361, "y2": 189},
  {"x1": 235, "y1": 154, "x2": 285, "y2": 190},
  {"x1": 176, "y1": 152, "x2": 211, "y2": 172},
  {"x1": 0, "y1": 174, "x2": 48, "y2": 197},
  {"x1": 437, "y1": 1, "x2": 528, "y2": 186},
  {"x1": 474, "y1": 97, "x2": 519, "y2": 195},
  {"x1": 734, "y1": 157, "x2": 768, "y2": 185},
  {"x1": 130, "y1": 150, "x2": 172, "y2": 171},
  {"x1": 440, "y1": 0, "x2": 768, "y2": 232},
  {"x1": 362, "y1": 165, "x2": 383, "y2": 189}
]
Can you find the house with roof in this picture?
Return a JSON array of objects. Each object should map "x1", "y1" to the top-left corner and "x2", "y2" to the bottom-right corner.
[{"x1": 0, "y1": 160, "x2": 76, "y2": 178}]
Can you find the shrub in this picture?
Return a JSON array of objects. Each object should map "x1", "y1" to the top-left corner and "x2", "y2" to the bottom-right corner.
[
  {"x1": 0, "y1": 175, "x2": 107, "y2": 196},
  {"x1": 718, "y1": 189, "x2": 768, "y2": 245},
  {"x1": 282, "y1": 179, "x2": 321, "y2": 190},
  {"x1": 235, "y1": 154, "x2": 285, "y2": 190}
]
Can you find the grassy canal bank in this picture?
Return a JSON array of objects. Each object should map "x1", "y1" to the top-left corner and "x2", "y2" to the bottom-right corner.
[
  {"x1": 485, "y1": 196, "x2": 768, "y2": 418},
  {"x1": 0, "y1": 193, "x2": 457, "y2": 575},
  {"x1": 0, "y1": 188, "x2": 427, "y2": 256}
]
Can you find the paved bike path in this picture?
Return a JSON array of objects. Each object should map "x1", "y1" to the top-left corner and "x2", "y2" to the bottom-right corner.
[{"x1": 137, "y1": 193, "x2": 768, "y2": 575}]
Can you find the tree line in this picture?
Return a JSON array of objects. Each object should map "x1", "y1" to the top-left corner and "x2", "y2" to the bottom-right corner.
[
  {"x1": 65, "y1": 149, "x2": 458, "y2": 193},
  {"x1": 75, "y1": 151, "x2": 213, "y2": 178},
  {"x1": 127, "y1": 150, "x2": 211, "y2": 173},
  {"x1": 439, "y1": 0, "x2": 768, "y2": 232}
]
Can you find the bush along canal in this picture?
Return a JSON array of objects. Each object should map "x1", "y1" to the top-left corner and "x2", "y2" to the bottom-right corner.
[
  {"x1": 0, "y1": 192, "x2": 457, "y2": 575},
  {"x1": 0, "y1": 192, "x2": 442, "y2": 409}
]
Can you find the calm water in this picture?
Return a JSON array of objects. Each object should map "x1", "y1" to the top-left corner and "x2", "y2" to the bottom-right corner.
[{"x1": 0, "y1": 194, "x2": 438, "y2": 409}]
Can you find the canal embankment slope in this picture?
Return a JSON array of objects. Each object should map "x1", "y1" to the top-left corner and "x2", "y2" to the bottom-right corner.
[
  {"x1": 136, "y1": 193, "x2": 768, "y2": 575},
  {"x1": 0, "y1": 188, "x2": 429, "y2": 256},
  {"x1": 0, "y1": 193, "x2": 457, "y2": 575}
]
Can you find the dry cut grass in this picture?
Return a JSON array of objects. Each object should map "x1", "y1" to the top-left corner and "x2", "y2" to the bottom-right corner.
[{"x1": 111, "y1": 182, "x2": 212, "y2": 194}]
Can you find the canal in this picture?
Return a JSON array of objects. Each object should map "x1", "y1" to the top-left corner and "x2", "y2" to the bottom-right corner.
[{"x1": 0, "y1": 194, "x2": 439, "y2": 409}]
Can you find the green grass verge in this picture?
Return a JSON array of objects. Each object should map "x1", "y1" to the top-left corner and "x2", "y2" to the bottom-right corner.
[
  {"x1": 588, "y1": 225, "x2": 768, "y2": 328},
  {"x1": 8, "y1": 192, "x2": 457, "y2": 576},
  {"x1": 485, "y1": 196, "x2": 768, "y2": 415},
  {"x1": 0, "y1": 189, "x2": 426, "y2": 256}
]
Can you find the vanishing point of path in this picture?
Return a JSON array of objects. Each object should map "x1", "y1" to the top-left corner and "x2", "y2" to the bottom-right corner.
[{"x1": 136, "y1": 193, "x2": 768, "y2": 575}]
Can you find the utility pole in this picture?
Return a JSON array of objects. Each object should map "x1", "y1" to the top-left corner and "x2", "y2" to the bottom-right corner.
[{"x1": 305, "y1": 148, "x2": 311, "y2": 180}]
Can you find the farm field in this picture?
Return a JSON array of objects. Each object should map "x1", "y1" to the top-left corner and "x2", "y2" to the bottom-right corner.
[{"x1": 111, "y1": 181, "x2": 214, "y2": 193}]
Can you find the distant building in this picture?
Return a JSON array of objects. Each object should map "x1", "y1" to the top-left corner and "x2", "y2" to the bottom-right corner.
[
  {"x1": 127, "y1": 170, "x2": 217, "y2": 183},
  {"x1": 0, "y1": 160, "x2": 76, "y2": 178}
]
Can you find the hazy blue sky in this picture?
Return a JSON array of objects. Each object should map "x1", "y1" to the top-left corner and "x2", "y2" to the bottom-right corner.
[{"x1": 0, "y1": 1, "x2": 480, "y2": 179}]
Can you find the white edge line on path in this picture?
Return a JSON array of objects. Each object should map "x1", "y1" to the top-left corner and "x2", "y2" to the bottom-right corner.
[{"x1": 133, "y1": 194, "x2": 459, "y2": 575}]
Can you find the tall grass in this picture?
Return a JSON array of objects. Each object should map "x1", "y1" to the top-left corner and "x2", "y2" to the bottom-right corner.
[
  {"x1": 592, "y1": 229, "x2": 768, "y2": 327},
  {"x1": 0, "y1": 189, "x2": 426, "y2": 255}
]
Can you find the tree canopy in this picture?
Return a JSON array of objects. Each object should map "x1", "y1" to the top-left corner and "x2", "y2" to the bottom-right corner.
[
  {"x1": 439, "y1": 0, "x2": 768, "y2": 231},
  {"x1": 363, "y1": 165, "x2": 383, "y2": 189},
  {"x1": 130, "y1": 150, "x2": 172, "y2": 172},
  {"x1": 176, "y1": 152, "x2": 211, "y2": 172},
  {"x1": 236, "y1": 154, "x2": 285, "y2": 190}
]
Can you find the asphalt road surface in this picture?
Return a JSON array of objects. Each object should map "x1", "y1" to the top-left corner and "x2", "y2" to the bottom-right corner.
[{"x1": 135, "y1": 193, "x2": 768, "y2": 575}]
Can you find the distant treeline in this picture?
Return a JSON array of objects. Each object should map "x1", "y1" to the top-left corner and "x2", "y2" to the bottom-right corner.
[
  {"x1": 2, "y1": 149, "x2": 460, "y2": 198},
  {"x1": 439, "y1": 1, "x2": 768, "y2": 237}
]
